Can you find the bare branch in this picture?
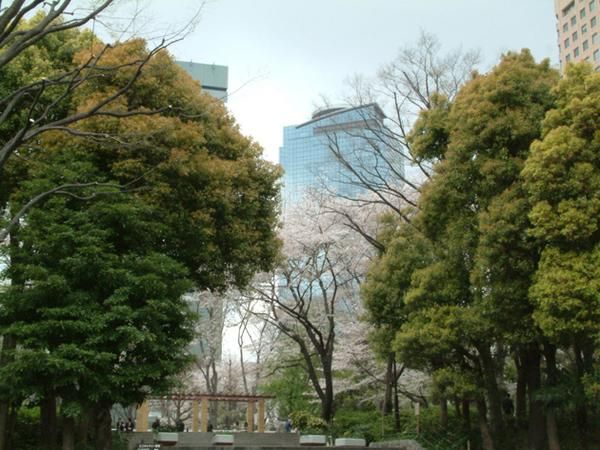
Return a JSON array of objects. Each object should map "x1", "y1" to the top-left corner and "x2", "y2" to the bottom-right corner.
[
  {"x1": 1, "y1": 179, "x2": 141, "y2": 242},
  {"x1": 0, "y1": 1, "x2": 114, "y2": 69}
]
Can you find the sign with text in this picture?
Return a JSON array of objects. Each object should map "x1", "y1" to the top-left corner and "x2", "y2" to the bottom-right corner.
[{"x1": 137, "y1": 445, "x2": 160, "y2": 450}]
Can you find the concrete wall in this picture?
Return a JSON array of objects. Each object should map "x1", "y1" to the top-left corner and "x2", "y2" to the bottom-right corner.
[
  {"x1": 125, "y1": 432, "x2": 300, "y2": 450},
  {"x1": 124, "y1": 432, "x2": 418, "y2": 450},
  {"x1": 369, "y1": 440, "x2": 422, "y2": 450}
]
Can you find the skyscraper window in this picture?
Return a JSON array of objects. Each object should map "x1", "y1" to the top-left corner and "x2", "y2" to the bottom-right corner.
[{"x1": 279, "y1": 104, "x2": 403, "y2": 210}]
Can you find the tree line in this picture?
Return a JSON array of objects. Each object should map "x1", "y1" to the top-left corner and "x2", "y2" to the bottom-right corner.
[{"x1": 362, "y1": 52, "x2": 599, "y2": 450}]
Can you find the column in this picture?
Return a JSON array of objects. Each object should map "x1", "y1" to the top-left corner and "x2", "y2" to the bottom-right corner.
[
  {"x1": 246, "y1": 400, "x2": 255, "y2": 432},
  {"x1": 192, "y1": 400, "x2": 199, "y2": 432},
  {"x1": 135, "y1": 400, "x2": 149, "y2": 432},
  {"x1": 257, "y1": 398, "x2": 265, "y2": 432},
  {"x1": 200, "y1": 397, "x2": 209, "y2": 432}
]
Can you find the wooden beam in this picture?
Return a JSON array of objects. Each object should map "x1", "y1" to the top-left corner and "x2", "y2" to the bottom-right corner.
[
  {"x1": 192, "y1": 400, "x2": 199, "y2": 432},
  {"x1": 247, "y1": 400, "x2": 255, "y2": 432},
  {"x1": 200, "y1": 397, "x2": 209, "y2": 432},
  {"x1": 152, "y1": 393, "x2": 274, "y2": 402},
  {"x1": 257, "y1": 398, "x2": 265, "y2": 432},
  {"x1": 135, "y1": 401, "x2": 149, "y2": 432}
]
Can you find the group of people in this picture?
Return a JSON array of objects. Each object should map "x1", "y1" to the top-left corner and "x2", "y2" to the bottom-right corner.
[{"x1": 116, "y1": 418, "x2": 135, "y2": 432}]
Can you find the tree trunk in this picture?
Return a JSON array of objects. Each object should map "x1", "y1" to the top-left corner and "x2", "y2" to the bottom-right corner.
[
  {"x1": 62, "y1": 417, "x2": 76, "y2": 450},
  {"x1": 545, "y1": 411, "x2": 560, "y2": 450},
  {"x1": 321, "y1": 359, "x2": 335, "y2": 424},
  {"x1": 543, "y1": 343, "x2": 561, "y2": 450},
  {"x1": 41, "y1": 393, "x2": 58, "y2": 449},
  {"x1": 514, "y1": 351, "x2": 527, "y2": 424},
  {"x1": 209, "y1": 402, "x2": 219, "y2": 429},
  {"x1": 392, "y1": 358, "x2": 400, "y2": 432},
  {"x1": 453, "y1": 397, "x2": 461, "y2": 417},
  {"x1": 77, "y1": 407, "x2": 92, "y2": 449},
  {"x1": 0, "y1": 335, "x2": 16, "y2": 450},
  {"x1": 573, "y1": 343, "x2": 589, "y2": 450},
  {"x1": 525, "y1": 344, "x2": 545, "y2": 450},
  {"x1": 439, "y1": 397, "x2": 448, "y2": 429},
  {"x1": 0, "y1": 229, "x2": 22, "y2": 450},
  {"x1": 477, "y1": 344, "x2": 504, "y2": 441},
  {"x1": 94, "y1": 406, "x2": 112, "y2": 450},
  {"x1": 462, "y1": 398, "x2": 471, "y2": 433},
  {"x1": 6, "y1": 402, "x2": 17, "y2": 449},
  {"x1": 383, "y1": 353, "x2": 393, "y2": 415},
  {"x1": 476, "y1": 399, "x2": 494, "y2": 450}
]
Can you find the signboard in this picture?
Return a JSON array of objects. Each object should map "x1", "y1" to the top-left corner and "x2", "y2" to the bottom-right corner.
[{"x1": 137, "y1": 445, "x2": 160, "y2": 450}]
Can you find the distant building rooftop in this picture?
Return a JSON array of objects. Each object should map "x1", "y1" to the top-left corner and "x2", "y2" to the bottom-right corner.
[{"x1": 176, "y1": 61, "x2": 229, "y2": 101}]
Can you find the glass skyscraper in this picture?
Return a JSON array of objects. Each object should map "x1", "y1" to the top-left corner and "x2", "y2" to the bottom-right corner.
[
  {"x1": 176, "y1": 61, "x2": 229, "y2": 101},
  {"x1": 279, "y1": 103, "x2": 401, "y2": 209}
]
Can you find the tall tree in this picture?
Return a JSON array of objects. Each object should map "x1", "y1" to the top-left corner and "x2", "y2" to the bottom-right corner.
[
  {"x1": 365, "y1": 51, "x2": 560, "y2": 449},
  {"x1": 0, "y1": 36, "x2": 281, "y2": 449},
  {"x1": 1, "y1": 185, "x2": 195, "y2": 449},
  {"x1": 250, "y1": 200, "x2": 370, "y2": 423},
  {"x1": 361, "y1": 216, "x2": 432, "y2": 427},
  {"x1": 522, "y1": 63, "x2": 600, "y2": 450},
  {"x1": 413, "y1": 50, "x2": 557, "y2": 449}
]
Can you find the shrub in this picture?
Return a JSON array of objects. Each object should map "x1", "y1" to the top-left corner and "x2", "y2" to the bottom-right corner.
[
  {"x1": 289, "y1": 410, "x2": 327, "y2": 433},
  {"x1": 8, "y1": 406, "x2": 41, "y2": 450}
]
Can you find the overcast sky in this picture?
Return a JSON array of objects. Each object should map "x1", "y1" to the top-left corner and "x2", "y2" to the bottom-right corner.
[{"x1": 99, "y1": 0, "x2": 558, "y2": 164}]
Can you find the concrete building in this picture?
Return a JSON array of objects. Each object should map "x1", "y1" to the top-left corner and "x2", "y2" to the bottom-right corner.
[
  {"x1": 279, "y1": 103, "x2": 401, "y2": 209},
  {"x1": 555, "y1": 0, "x2": 600, "y2": 70},
  {"x1": 176, "y1": 61, "x2": 228, "y2": 101}
]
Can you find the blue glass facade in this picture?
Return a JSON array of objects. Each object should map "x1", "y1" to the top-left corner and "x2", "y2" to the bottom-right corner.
[
  {"x1": 176, "y1": 61, "x2": 228, "y2": 101},
  {"x1": 279, "y1": 103, "x2": 401, "y2": 209}
]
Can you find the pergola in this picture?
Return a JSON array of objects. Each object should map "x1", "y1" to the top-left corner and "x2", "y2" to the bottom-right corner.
[{"x1": 135, "y1": 393, "x2": 275, "y2": 432}]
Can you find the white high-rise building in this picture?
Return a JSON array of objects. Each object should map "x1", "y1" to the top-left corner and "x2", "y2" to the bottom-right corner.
[{"x1": 555, "y1": 0, "x2": 600, "y2": 71}]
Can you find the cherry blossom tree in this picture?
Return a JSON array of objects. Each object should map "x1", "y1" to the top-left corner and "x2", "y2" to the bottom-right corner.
[{"x1": 247, "y1": 199, "x2": 372, "y2": 423}]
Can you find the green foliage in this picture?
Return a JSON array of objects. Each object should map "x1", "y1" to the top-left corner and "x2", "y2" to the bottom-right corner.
[
  {"x1": 111, "y1": 432, "x2": 130, "y2": 450},
  {"x1": 260, "y1": 366, "x2": 314, "y2": 417},
  {"x1": 397, "y1": 52, "x2": 556, "y2": 370},
  {"x1": 409, "y1": 93, "x2": 452, "y2": 161},
  {"x1": 332, "y1": 404, "x2": 473, "y2": 450},
  {"x1": 530, "y1": 247, "x2": 600, "y2": 343},
  {"x1": 331, "y1": 409, "x2": 392, "y2": 443},
  {"x1": 362, "y1": 220, "x2": 433, "y2": 360},
  {"x1": 289, "y1": 410, "x2": 327, "y2": 433},
  {"x1": 0, "y1": 180, "x2": 196, "y2": 407},
  {"x1": 362, "y1": 51, "x2": 600, "y2": 450},
  {"x1": 6, "y1": 407, "x2": 41, "y2": 450},
  {"x1": 582, "y1": 365, "x2": 600, "y2": 402},
  {"x1": 155, "y1": 424, "x2": 179, "y2": 432},
  {"x1": 523, "y1": 64, "x2": 600, "y2": 350},
  {"x1": 0, "y1": 14, "x2": 94, "y2": 207},
  {"x1": 0, "y1": 23, "x2": 281, "y2": 449}
]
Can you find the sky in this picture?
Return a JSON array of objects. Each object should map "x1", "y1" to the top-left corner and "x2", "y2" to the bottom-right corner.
[{"x1": 99, "y1": 0, "x2": 559, "y2": 164}]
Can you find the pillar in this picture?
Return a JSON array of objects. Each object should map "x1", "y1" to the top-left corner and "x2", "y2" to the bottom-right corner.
[
  {"x1": 257, "y1": 399, "x2": 265, "y2": 432},
  {"x1": 192, "y1": 400, "x2": 199, "y2": 432},
  {"x1": 246, "y1": 400, "x2": 255, "y2": 432},
  {"x1": 200, "y1": 397, "x2": 209, "y2": 432},
  {"x1": 135, "y1": 400, "x2": 149, "y2": 432}
]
